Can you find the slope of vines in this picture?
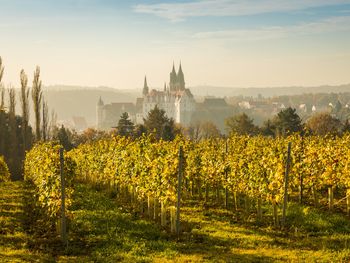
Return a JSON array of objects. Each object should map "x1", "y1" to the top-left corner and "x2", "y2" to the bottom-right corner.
[
  {"x1": 0, "y1": 155, "x2": 10, "y2": 182},
  {"x1": 24, "y1": 142, "x2": 75, "y2": 224},
  {"x1": 70, "y1": 134, "x2": 350, "y2": 225}
]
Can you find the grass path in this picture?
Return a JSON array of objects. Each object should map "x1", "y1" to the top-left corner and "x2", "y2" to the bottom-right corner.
[
  {"x1": 2, "y1": 181, "x2": 350, "y2": 262},
  {"x1": 66, "y1": 184, "x2": 350, "y2": 262},
  {"x1": 0, "y1": 181, "x2": 51, "y2": 262}
]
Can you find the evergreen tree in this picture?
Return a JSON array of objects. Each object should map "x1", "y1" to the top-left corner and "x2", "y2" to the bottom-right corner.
[
  {"x1": 134, "y1": 124, "x2": 147, "y2": 138},
  {"x1": 143, "y1": 105, "x2": 177, "y2": 140},
  {"x1": 260, "y1": 119, "x2": 276, "y2": 137},
  {"x1": 274, "y1": 107, "x2": 302, "y2": 136},
  {"x1": 342, "y1": 119, "x2": 350, "y2": 134},
  {"x1": 334, "y1": 100, "x2": 342, "y2": 113},
  {"x1": 117, "y1": 112, "x2": 134, "y2": 137},
  {"x1": 55, "y1": 125, "x2": 73, "y2": 151}
]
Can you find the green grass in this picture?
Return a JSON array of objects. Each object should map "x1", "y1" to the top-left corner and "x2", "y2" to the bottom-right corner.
[
  {"x1": 2, "y1": 181, "x2": 350, "y2": 262},
  {"x1": 0, "y1": 181, "x2": 52, "y2": 262},
  {"x1": 63, "y1": 184, "x2": 350, "y2": 262}
]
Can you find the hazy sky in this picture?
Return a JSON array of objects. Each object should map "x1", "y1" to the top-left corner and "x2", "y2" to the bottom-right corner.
[{"x1": 1, "y1": 0, "x2": 350, "y2": 90}]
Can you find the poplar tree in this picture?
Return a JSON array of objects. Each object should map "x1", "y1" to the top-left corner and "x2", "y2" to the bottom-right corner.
[
  {"x1": 31, "y1": 66, "x2": 42, "y2": 141},
  {"x1": 20, "y1": 69, "x2": 30, "y2": 150},
  {"x1": 8, "y1": 86, "x2": 17, "y2": 179},
  {"x1": 42, "y1": 98, "x2": 49, "y2": 141},
  {"x1": 0, "y1": 58, "x2": 5, "y2": 155}
]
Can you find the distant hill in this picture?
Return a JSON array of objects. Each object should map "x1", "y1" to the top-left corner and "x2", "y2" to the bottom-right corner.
[
  {"x1": 190, "y1": 84, "x2": 350, "y2": 98},
  {"x1": 43, "y1": 86, "x2": 140, "y2": 125}
]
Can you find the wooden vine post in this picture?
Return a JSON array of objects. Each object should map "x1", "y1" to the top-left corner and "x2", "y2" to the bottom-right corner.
[
  {"x1": 328, "y1": 185, "x2": 334, "y2": 211},
  {"x1": 282, "y1": 142, "x2": 291, "y2": 228},
  {"x1": 347, "y1": 189, "x2": 350, "y2": 217},
  {"x1": 224, "y1": 140, "x2": 229, "y2": 209},
  {"x1": 59, "y1": 147, "x2": 67, "y2": 247},
  {"x1": 299, "y1": 136, "x2": 304, "y2": 204},
  {"x1": 176, "y1": 146, "x2": 184, "y2": 237},
  {"x1": 161, "y1": 201, "x2": 166, "y2": 227}
]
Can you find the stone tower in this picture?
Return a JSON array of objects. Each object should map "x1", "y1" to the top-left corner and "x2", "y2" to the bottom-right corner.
[
  {"x1": 169, "y1": 63, "x2": 177, "y2": 92},
  {"x1": 177, "y1": 62, "x2": 185, "y2": 91},
  {"x1": 169, "y1": 63, "x2": 185, "y2": 91},
  {"x1": 143, "y1": 76, "x2": 149, "y2": 96}
]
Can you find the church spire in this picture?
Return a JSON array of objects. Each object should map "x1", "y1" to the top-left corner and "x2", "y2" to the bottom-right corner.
[
  {"x1": 169, "y1": 62, "x2": 177, "y2": 91},
  {"x1": 97, "y1": 96, "x2": 104, "y2": 106},
  {"x1": 143, "y1": 76, "x2": 149, "y2": 96},
  {"x1": 177, "y1": 62, "x2": 185, "y2": 90}
]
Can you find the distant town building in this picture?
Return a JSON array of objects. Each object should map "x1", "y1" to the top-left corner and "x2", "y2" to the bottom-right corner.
[
  {"x1": 96, "y1": 98, "x2": 136, "y2": 129},
  {"x1": 238, "y1": 101, "x2": 252, "y2": 109}
]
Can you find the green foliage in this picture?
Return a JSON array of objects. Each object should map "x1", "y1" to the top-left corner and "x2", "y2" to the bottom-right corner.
[
  {"x1": 71, "y1": 133, "x2": 350, "y2": 218},
  {"x1": 0, "y1": 155, "x2": 10, "y2": 182},
  {"x1": 274, "y1": 107, "x2": 302, "y2": 136},
  {"x1": 70, "y1": 135, "x2": 181, "y2": 204},
  {"x1": 0, "y1": 103, "x2": 33, "y2": 180},
  {"x1": 306, "y1": 112, "x2": 342, "y2": 135},
  {"x1": 53, "y1": 125, "x2": 74, "y2": 150},
  {"x1": 143, "y1": 105, "x2": 177, "y2": 141},
  {"x1": 117, "y1": 112, "x2": 134, "y2": 137},
  {"x1": 0, "y1": 181, "x2": 54, "y2": 262},
  {"x1": 24, "y1": 142, "x2": 75, "y2": 223},
  {"x1": 225, "y1": 113, "x2": 258, "y2": 135}
]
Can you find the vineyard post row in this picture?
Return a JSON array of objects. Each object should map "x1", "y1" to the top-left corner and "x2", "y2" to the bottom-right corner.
[
  {"x1": 282, "y1": 142, "x2": 291, "y2": 228},
  {"x1": 24, "y1": 135, "x2": 350, "y2": 237},
  {"x1": 176, "y1": 145, "x2": 184, "y2": 237},
  {"x1": 24, "y1": 142, "x2": 75, "y2": 243},
  {"x1": 59, "y1": 147, "x2": 67, "y2": 246}
]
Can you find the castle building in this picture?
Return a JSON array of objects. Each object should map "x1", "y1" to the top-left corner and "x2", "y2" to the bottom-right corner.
[
  {"x1": 96, "y1": 63, "x2": 196, "y2": 129},
  {"x1": 96, "y1": 97, "x2": 136, "y2": 130},
  {"x1": 142, "y1": 63, "x2": 195, "y2": 126}
]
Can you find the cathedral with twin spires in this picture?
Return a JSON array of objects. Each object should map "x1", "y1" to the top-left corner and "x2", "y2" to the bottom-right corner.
[
  {"x1": 141, "y1": 63, "x2": 195, "y2": 126},
  {"x1": 96, "y1": 63, "x2": 196, "y2": 129}
]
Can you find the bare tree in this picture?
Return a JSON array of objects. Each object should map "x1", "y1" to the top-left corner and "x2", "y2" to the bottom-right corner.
[
  {"x1": 8, "y1": 86, "x2": 18, "y2": 179},
  {"x1": 31, "y1": 66, "x2": 42, "y2": 141},
  {"x1": 42, "y1": 98, "x2": 49, "y2": 141},
  {"x1": 20, "y1": 69, "x2": 30, "y2": 150},
  {"x1": 49, "y1": 109, "x2": 57, "y2": 140},
  {"x1": 0, "y1": 85, "x2": 4, "y2": 111},
  {"x1": 0, "y1": 58, "x2": 5, "y2": 155},
  {"x1": 0, "y1": 57, "x2": 4, "y2": 110},
  {"x1": 8, "y1": 87, "x2": 15, "y2": 117},
  {"x1": 0, "y1": 57, "x2": 4, "y2": 84}
]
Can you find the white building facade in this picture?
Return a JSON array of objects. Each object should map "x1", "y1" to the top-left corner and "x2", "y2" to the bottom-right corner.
[{"x1": 141, "y1": 63, "x2": 195, "y2": 126}]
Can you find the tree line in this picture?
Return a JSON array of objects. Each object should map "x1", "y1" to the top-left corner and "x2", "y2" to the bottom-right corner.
[
  {"x1": 112, "y1": 106, "x2": 350, "y2": 141},
  {"x1": 0, "y1": 57, "x2": 56, "y2": 180}
]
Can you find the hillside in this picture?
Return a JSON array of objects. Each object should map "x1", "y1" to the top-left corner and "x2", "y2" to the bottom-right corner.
[
  {"x1": 36, "y1": 84, "x2": 350, "y2": 128},
  {"x1": 42, "y1": 86, "x2": 140, "y2": 125},
  {"x1": 191, "y1": 84, "x2": 350, "y2": 98}
]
